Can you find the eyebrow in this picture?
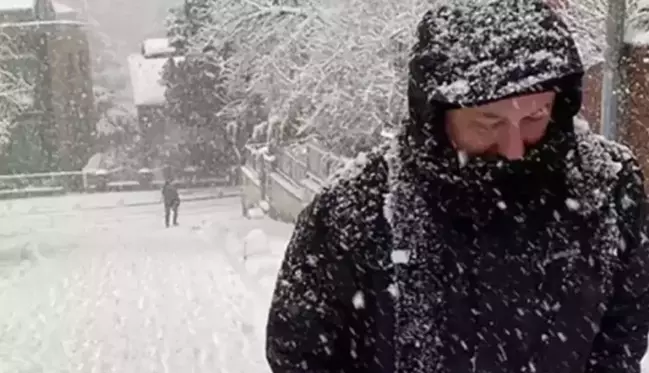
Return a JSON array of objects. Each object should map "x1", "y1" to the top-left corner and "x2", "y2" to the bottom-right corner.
[{"x1": 478, "y1": 112, "x2": 502, "y2": 119}]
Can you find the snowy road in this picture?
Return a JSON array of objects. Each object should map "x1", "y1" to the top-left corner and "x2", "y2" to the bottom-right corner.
[{"x1": 0, "y1": 194, "x2": 274, "y2": 373}]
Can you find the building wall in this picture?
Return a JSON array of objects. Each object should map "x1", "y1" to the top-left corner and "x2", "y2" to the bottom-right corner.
[
  {"x1": 267, "y1": 172, "x2": 304, "y2": 223},
  {"x1": 623, "y1": 46, "x2": 649, "y2": 191},
  {"x1": 0, "y1": 0, "x2": 94, "y2": 171},
  {"x1": 580, "y1": 46, "x2": 649, "y2": 192},
  {"x1": 581, "y1": 64, "x2": 603, "y2": 133}
]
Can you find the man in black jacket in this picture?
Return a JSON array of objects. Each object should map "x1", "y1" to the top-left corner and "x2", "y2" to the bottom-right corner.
[
  {"x1": 162, "y1": 178, "x2": 180, "y2": 227},
  {"x1": 266, "y1": 1, "x2": 649, "y2": 373}
]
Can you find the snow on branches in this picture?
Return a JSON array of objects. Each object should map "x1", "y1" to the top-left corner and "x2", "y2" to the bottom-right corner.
[
  {"x1": 167, "y1": 0, "x2": 642, "y2": 155},
  {"x1": 0, "y1": 32, "x2": 33, "y2": 150},
  {"x1": 167, "y1": 0, "x2": 437, "y2": 154}
]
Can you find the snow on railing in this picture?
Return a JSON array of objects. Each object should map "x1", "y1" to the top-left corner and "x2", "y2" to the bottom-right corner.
[
  {"x1": 0, "y1": 171, "x2": 85, "y2": 194},
  {"x1": 0, "y1": 167, "x2": 231, "y2": 200},
  {"x1": 240, "y1": 139, "x2": 349, "y2": 222}
]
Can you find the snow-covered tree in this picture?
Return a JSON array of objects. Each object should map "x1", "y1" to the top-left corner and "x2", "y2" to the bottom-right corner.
[
  {"x1": 166, "y1": 0, "x2": 436, "y2": 155},
  {"x1": 162, "y1": 51, "x2": 234, "y2": 174},
  {"x1": 166, "y1": 6, "x2": 191, "y2": 52},
  {"x1": 166, "y1": 1, "x2": 252, "y2": 172},
  {"x1": 191, "y1": 0, "x2": 429, "y2": 154},
  {"x1": 165, "y1": 0, "x2": 216, "y2": 53},
  {"x1": 0, "y1": 34, "x2": 33, "y2": 153},
  {"x1": 167, "y1": 0, "x2": 644, "y2": 157}
]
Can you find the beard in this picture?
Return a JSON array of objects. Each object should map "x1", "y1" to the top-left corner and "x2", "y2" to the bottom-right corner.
[{"x1": 443, "y1": 138, "x2": 568, "y2": 221}]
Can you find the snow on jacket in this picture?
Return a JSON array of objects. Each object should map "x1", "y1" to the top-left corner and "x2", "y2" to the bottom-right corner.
[{"x1": 266, "y1": 1, "x2": 649, "y2": 373}]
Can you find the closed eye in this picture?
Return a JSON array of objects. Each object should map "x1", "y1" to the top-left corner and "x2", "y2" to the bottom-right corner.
[
  {"x1": 527, "y1": 107, "x2": 549, "y2": 119},
  {"x1": 471, "y1": 121, "x2": 500, "y2": 132},
  {"x1": 472, "y1": 116, "x2": 503, "y2": 130}
]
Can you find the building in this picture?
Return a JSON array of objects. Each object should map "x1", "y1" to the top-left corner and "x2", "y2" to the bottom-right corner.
[
  {"x1": 578, "y1": 7, "x2": 649, "y2": 191},
  {"x1": 127, "y1": 37, "x2": 184, "y2": 168},
  {"x1": 0, "y1": 0, "x2": 94, "y2": 172},
  {"x1": 544, "y1": 0, "x2": 649, "y2": 190}
]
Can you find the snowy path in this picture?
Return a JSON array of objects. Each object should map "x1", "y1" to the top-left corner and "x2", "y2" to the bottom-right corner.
[{"x1": 0, "y1": 196, "x2": 271, "y2": 373}]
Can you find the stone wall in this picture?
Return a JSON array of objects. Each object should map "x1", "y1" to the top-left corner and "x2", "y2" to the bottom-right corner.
[{"x1": 240, "y1": 140, "x2": 347, "y2": 223}]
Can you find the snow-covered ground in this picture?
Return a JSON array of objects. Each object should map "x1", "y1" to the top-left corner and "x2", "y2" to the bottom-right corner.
[
  {"x1": 0, "y1": 193, "x2": 292, "y2": 373},
  {"x1": 196, "y1": 209, "x2": 294, "y2": 309}
]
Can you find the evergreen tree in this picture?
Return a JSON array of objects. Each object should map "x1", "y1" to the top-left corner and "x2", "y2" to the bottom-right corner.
[
  {"x1": 163, "y1": 0, "x2": 247, "y2": 176},
  {"x1": 166, "y1": 6, "x2": 190, "y2": 52},
  {"x1": 162, "y1": 49, "x2": 232, "y2": 175}
]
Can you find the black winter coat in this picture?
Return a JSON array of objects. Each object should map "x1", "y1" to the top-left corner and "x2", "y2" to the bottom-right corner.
[
  {"x1": 266, "y1": 2, "x2": 649, "y2": 373},
  {"x1": 266, "y1": 132, "x2": 649, "y2": 373}
]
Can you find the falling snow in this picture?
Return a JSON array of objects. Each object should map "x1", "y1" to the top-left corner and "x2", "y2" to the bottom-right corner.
[
  {"x1": 391, "y1": 250, "x2": 410, "y2": 264},
  {"x1": 352, "y1": 291, "x2": 365, "y2": 309},
  {"x1": 4, "y1": 0, "x2": 649, "y2": 372},
  {"x1": 565, "y1": 198, "x2": 581, "y2": 210},
  {"x1": 0, "y1": 193, "x2": 293, "y2": 373}
]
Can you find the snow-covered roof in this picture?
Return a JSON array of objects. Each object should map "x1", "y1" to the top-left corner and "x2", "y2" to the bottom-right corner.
[
  {"x1": 82, "y1": 152, "x2": 103, "y2": 172},
  {"x1": 127, "y1": 53, "x2": 183, "y2": 107},
  {"x1": 52, "y1": 1, "x2": 78, "y2": 20},
  {"x1": 142, "y1": 38, "x2": 175, "y2": 59},
  {"x1": 0, "y1": 0, "x2": 34, "y2": 11},
  {"x1": 52, "y1": 1, "x2": 71, "y2": 13}
]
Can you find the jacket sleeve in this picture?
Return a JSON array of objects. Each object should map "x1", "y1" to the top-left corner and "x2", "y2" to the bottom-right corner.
[
  {"x1": 266, "y1": 194, "x2": 354, "y2": 373},
  {"x1": 587, "y1": 161, "x2": 649, "y2": 373}
]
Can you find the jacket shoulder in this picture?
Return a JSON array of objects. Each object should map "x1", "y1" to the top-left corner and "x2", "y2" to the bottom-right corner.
[
  {"x1": 574, "y1": 117, "x2": 634, "y2": 165},
  {"x1": 573, "y1": 119, "x2": 638, "y2": 182},
  {"x1": 306, "y1": 147, "x2": 389, "y2": 233},
  {"x1": 570, "y1": 118, "x2": 644, "y2": 214}
]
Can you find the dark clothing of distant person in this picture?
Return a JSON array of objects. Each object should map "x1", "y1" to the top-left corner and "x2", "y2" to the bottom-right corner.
[{"x1": 162, "y1": 181, "x2": 180, "y2": 227}]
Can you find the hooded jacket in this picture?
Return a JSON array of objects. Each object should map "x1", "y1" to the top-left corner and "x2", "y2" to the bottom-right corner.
[{"x1": 266, "y1": 1, "x2": 649, "y2": 373}]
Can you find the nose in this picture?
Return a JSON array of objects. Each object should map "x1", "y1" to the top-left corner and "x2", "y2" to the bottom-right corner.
[{"x1": 497, "y1": 121, "x2": 524, "y2": 160}]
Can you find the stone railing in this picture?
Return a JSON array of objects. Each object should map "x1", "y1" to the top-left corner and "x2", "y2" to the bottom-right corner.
[
  {"x1": 0, "y1": 167, "x2": 231, "y2": 200},
  {"x1": 0, "y1": 171, "x2": 83, "y2": 199},
  {"x1": 240, "y1": 139, "x2": 348, "y2": 223}
]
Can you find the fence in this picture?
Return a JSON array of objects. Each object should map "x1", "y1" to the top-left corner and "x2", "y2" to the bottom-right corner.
[
  {"x1": 0, "y1": 166, "x2": 232, "y2": 200},
  {"x1": 0, "y1": 171, "x2": 83, "y2": 199},
  {"x1": 240, "y1": 139, "x2": 348, "y2": 222}
]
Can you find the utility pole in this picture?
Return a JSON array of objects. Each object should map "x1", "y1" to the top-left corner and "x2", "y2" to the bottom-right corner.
[{"x1": 600, "y1": 0, "x2": 627, "y2": 140}]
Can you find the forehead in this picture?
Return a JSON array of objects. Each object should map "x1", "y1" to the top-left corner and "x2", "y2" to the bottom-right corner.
[{"x1": 460, "y1": 91, "x2": 556, "y2": 116}]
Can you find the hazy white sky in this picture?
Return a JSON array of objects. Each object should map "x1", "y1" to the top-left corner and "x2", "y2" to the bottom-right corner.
[
  {"x1": 63, "y1": 0, "x2": 181, "y2": 59},
  {"x1": 58, "y1": 0, "x2": 181, "y2": 104}
]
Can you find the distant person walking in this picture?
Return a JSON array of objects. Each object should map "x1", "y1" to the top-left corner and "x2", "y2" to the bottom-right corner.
[{"x1": 162, "y1": 178, "x2": 180, "y2": 227}]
